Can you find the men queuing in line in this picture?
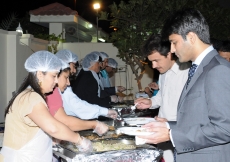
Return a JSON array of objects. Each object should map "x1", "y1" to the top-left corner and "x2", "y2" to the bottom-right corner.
[
  {"x1": 136, "y1": 8, "x2": 230, "y2": 162},
  {"x1": 135, "y1": 35, "x2": 190, "y2": 161}
]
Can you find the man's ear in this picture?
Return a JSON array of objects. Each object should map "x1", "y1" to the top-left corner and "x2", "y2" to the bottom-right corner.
[
  {"x1": 187, "y1": 32, "x2": 197, "y2": 45},
  {"x1": 167, "y1": 52, "x2": 172, "y2": 59}
]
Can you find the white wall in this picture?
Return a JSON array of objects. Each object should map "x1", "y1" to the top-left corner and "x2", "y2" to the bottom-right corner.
[
  {"x1": 0, "y1": 32, "x2": 49, "y2": 122},
  {"x1": 0, "y1": 30, "x2": 8, "y2": 122}
]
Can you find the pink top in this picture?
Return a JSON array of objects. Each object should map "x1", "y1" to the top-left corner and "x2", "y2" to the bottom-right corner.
[{"x1": 46, "y1": 87, "x2": 63, "y2": 116}]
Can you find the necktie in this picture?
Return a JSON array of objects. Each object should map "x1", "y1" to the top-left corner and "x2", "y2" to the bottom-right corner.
[
  {"x1": 174, "y1": 148, "x2": 177, "y2": 162},
  {"x1": 186, "y1": 64, "x2": 198, "y2": 89}
]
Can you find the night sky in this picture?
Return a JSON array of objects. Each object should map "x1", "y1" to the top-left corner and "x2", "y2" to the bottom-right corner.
[
  {"x1": 0, "y1": 0, "x2": 124, "y2": 33},
  {"x1": 0, "y1": 0, "x2": 230, "y2": 33}
]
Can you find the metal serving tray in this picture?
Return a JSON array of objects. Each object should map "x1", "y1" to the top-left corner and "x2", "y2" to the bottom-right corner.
[{"x1": 58, "y1": 138, "x2": 155, "y2": 159}]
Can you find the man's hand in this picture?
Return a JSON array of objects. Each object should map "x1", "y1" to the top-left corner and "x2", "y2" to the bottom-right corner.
[
  {"x1": 107, "y1": 109, "x2": 118, "y2": 119},
  {"x1": 155, "y1": 116, "x2": 168, "y2": 122},
  {"x1": 137, "y1": 121, "x2": 170, "y2": 144},
  {"x1": 117, "y1": 86, "x2": 126, "y2": 92},
  {"x1": 135, "y1": 98, "x2": 152, "y2": 109},
  {"x1": 138, "y1": 127, "x2": 170, "y2": 144}
]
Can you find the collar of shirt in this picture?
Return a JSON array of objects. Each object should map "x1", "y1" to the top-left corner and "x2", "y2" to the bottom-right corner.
[
  {"x1": 193, "y1": 45, "x2": 214, "y2": 66},
  {"x1": 169, "y1": 60, "x2": 180, "y2": 74}
]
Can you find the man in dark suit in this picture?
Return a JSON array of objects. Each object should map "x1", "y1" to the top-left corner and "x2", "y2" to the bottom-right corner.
[{"x1": 136, "y1": 8, "x2": 230, "y2": 162}]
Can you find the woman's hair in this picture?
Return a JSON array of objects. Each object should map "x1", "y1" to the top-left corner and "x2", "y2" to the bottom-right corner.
[{"x1": 5, "y1": 72, "x2": 45, "y2": 117}]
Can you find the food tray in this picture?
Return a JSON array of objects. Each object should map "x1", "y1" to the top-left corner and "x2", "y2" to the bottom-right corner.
[
  {"x1": 60, "y1": 138, "x2": 153, "y2": 154},
  {"x1": 56, "y1": 139, "x2": 162, "y2": 161}
]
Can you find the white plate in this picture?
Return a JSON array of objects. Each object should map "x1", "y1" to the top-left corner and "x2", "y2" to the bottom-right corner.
[
  {"x1": 123, "y1": 117, "x2": 155, "y2": 125},
  {"x1": 117, "y1": 127, "x2": 154, "y2": 136}
]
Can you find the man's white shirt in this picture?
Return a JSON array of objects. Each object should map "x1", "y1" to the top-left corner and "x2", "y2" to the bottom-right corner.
[{"x1": 150, "y1": 61, "x2": 190, "y2": 121}]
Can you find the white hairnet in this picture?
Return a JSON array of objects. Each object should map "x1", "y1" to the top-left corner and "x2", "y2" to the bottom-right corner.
[
  {"x1": 82, "y1": 52, "x2": 100, "y2": 69},
  {"x1": 108, "y1": 58, "x2": 118, "y2": 68},
  {"x1": 24, "y1": 51, "x2": 62, "y2": 72},
  {"x1": 56, "y1": 49, "x2": 78, "y2": 64},
  {"x1": 60, "y1": 60, "x2": 70, "y2": 70},
  {"x1": 99, "y1": 52, "x2": 109, "y2": 60}
]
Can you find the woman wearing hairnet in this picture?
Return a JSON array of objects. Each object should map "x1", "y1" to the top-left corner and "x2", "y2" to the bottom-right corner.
[
  {"x1": 0, "y1": 51, "x2": 92, "y2": 162},
  {"x1": 46, "y1": 56, "x2": 109, "y2": 135},
  {"x1": 72, "y1": 52, "x2": 123, "y2": 107},
  {"x1": 55, "y1": 49, "x2": 118, "y2": 119}
]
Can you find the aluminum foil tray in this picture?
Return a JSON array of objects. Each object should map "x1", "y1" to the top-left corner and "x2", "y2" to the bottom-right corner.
[
  {"x1": 58, "y1": 148, "x2": 162, "y2": 162},
  {"x1": 60, "y1": 138, "x2": 146, "y2": 153}
]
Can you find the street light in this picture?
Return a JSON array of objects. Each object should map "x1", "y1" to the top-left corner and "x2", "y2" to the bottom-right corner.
[{"x1": 93, "y1": 3, "x2": 100, "y2": 42}]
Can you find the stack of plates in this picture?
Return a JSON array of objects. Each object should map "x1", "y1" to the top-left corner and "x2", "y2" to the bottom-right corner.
[
  {"x1": 117, "y1": 127, "x2": 154, "y2": 136},
  {"x1": 123, "y1": 117, "x2": 156, "y2": 126}
]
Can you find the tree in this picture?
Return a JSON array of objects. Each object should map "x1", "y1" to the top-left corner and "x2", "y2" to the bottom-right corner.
[{"x1": 101, "y1": 0, "x2": 230, "y2": 91}]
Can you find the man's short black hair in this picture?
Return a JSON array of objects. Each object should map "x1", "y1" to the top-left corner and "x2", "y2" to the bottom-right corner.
[
  {"x1": 210, "y1": 38, "x2": 223, "y2": 51},
  {"x1": 141, "y1": 34, "x2": 171, "y2": 57},
  {"x1": 219, "y1": 40, "x2": 230, "y2": 52},
  {"x1": 162, "y1": 8, "x2": 210, "y2": 44}
]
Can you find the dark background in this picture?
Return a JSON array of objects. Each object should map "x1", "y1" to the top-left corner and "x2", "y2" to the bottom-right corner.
[{"x1": 0, "y1": 0, "x2": 230, "y2": 33}]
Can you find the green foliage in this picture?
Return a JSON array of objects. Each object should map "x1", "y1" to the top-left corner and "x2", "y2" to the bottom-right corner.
[
  {"x1": 35, "y1": 33, "x2": 65, "y2": 42},
  {"x1": 106, "y1": 0, "x2": 230, "y2": 61},
  {"x1": 100, "y1": 0, "x2": 230, "y2": 90}
]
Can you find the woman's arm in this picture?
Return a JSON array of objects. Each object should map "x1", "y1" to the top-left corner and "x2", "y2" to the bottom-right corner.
[
  {"x1": 28, "y1": 102, "x2": 81, "y2": 144},
  {"x1": 54, "y1": 107, "x2": 97, "y2": 131}
]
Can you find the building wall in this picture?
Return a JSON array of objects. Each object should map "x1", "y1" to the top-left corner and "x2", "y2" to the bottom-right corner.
[
  {"x1": 0, "y1": 31, "x2": 48, "y2": 122},
  {"x1": 0, "y1": 30, "x2": 8, "y2": 122}
]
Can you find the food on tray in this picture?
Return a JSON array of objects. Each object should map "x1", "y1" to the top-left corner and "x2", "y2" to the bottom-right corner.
[
  {"x1": 93, "y1": 141, "x2": 136, "y2": 152},
  {"x1": 84, "y1": 133, "x2": 120, "y2": 141},
  {"x1": 108, "y1": 125, "x2": 115, "y2": 131},
  {"x1": 61, "y1": 140, "x2": 137, "y2": 152}
]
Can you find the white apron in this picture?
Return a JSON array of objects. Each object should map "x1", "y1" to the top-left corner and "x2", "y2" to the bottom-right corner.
[{"x1": 1, "y1": 129, "x2": 52, "y2": 162}]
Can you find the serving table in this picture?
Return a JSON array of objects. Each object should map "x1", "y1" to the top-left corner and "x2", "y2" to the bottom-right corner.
[{"x1": 53, "y1": 103, "x2": 162, "y2": 162}]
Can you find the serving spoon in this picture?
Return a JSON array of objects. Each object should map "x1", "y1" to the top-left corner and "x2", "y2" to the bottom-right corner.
[{"x1": 131, "y1": 103, "x2": 138, "y2": 110}]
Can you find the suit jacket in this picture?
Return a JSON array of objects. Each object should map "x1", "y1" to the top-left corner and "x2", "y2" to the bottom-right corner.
[
  {"x1": 72, "y1": 69, "x2": 111, "y2": 108},
  {"x1": 169, "y1": 50, "x2": 230, "y2": 162}
]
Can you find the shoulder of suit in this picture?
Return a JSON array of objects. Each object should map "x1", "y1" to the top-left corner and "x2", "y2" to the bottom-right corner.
[{"x1": 214, "y1": 54, "x2": 230, "y2": 68}]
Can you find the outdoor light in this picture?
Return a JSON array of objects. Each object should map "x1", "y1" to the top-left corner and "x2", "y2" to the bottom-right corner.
[
  {"x1": 87, "y1": 23, "x2": 93, "y2": 28},
  {"x1": 98, "y1": 38, "x2": 105, "y2": 42},
  {"x1": 93, "y1": 3, "x2": 100, "y2": 10},
  {"x1": 16, "y1": 23, "x2": 23, "y2": 35},
  {"x1": 93, "y1": 3, "x2": 100, "y2": 42}
]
